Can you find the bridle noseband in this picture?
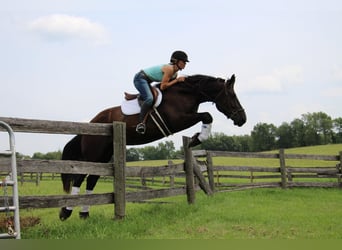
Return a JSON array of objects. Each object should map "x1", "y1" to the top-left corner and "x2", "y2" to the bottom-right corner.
[{"x1": 229, "y1": 108, "x2": 245, "y2": 120}]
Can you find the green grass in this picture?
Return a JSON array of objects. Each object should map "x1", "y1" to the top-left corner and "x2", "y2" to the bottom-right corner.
[
  {"x1": 16, "y1": 188, "x2": 342, "y2": 239},
  {"x1": 2, "y1": 144, "x2": 342, "y2": 239},
  {"x1": 273, "y1": 144, "x2": 342, "y2": 155},
  {"x1": 213, "y1": 144, "x2": 341, "y2": 167}
]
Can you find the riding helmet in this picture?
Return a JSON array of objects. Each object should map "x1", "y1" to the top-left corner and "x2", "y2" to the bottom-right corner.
[{"x1": 170, "y1": 50, "x2": 190, "y2": 63}]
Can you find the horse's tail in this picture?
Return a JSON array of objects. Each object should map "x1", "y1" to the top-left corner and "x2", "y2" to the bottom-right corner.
[{"x1": 61, "y1": 135, "x2": 82, "y2": 193}]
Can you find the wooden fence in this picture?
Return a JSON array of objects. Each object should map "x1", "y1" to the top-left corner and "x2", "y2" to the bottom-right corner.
[
  {"x1": 0, "y1": 117, "x2": 203, "y2": 219},
  {"x1": 1, "y1": 116, "x2": 342, "y2": 219},
  {"x1": 192, "y1": 149, "x2": 342, "y2": 192}
]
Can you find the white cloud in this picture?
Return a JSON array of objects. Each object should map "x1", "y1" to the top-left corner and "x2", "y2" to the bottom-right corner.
[
  {"x1": 28, "y1": 14, "x2": 110, "y2": 45},
  {"x1": 242, "y1": 65, "x2": 303, "y2": 93}
]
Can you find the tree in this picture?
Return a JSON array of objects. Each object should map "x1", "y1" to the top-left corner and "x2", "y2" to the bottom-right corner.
[
  {"x1": 233, "y1": 135, "x2": 251, "y2": 152},
  {"x1": 290, "y1": 118, "x2": 305, "y2": 147},
  {"x1": 200, "y1": 133, "x2": 236, "y2": 151},
  {"x1": 32, "y1": 150, "x2": 62, "y2": 160},
  {"x1": 156, "y1": 141, "x2": 176, "y2": 159},
  {"x1": 250, "y1": 123, "x2": 277, "y2": 151},
  {"x1": 139, "y1": 146, "x2": 158, "y2": 160},
  {"x1": 276, "y1": 122, "x2": 294, "y2": 148},
  {"x1": 126, "y1": 148, "x2": 140, "y2": 161},
  {"x1": 301, "y1": 112, "x2": 333, "y2": 145},
  {"x1": 138, "y1": 141, "x2": 177, "y2": 160},
  {"x1": 332, "y1": 118, "x2": 342, "y2": 143}
]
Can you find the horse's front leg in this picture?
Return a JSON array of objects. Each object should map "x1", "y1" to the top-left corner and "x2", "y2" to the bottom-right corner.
[{"x1": 187, "y1": 112, "x2": 213, "y2": 148}]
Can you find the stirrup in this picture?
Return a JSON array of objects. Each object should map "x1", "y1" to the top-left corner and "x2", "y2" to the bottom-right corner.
[{"x1": 136, "y1": 123, "x2": 146, "y2": 134}]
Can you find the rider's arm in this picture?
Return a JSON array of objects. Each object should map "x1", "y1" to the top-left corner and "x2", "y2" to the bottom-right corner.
[{"x1": 160, "y1": 65, "x2": 184, "y2": 91}]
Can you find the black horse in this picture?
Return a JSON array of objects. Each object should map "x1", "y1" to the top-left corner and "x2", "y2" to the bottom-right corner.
[{"x1": 59, "y1": 74, "x2": 246, "y2": 220}]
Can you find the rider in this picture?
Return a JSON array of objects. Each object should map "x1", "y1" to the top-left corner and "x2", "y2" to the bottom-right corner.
[{"x1": 134, "y1": 50, "x2": 189, "y2": 134}]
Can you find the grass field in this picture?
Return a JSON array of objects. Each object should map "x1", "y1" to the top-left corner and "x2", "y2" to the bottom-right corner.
[
  {"x1": 1, "y1": 144, "x2": 341, "y2": 239},
  {"x1": 12, "y1": 188, "x2": 342, "y2": 239}
]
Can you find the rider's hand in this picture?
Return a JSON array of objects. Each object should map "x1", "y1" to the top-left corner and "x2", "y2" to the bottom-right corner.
[{"x1": 177, "y1": 76, "x2": 186, "y2": 82}]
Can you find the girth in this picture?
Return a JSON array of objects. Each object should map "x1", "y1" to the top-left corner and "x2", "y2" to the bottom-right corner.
[{"x1": 149, "y1": 108, "x2": 173, "y2": 138}]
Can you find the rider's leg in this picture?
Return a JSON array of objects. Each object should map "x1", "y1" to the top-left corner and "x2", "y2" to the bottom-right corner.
[
  {"x1": 134, "y1": 73, "x2": 153, "y2": 134},
  {"x1": 136, "y1": 101, "x2": 152, "y2": 134}
]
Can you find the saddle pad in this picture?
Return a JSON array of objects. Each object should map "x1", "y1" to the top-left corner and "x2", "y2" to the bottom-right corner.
[{"x1": 121, "y1": 88, "x2": 162, "y2": 115}]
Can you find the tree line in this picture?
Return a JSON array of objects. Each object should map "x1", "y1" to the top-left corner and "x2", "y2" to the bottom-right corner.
[
  {"x1": 24, "y1": 111, "x2": 341, "y2": 161},
  {"x1": 200, "y1": 111, "x2": 342, "y2": 152}
]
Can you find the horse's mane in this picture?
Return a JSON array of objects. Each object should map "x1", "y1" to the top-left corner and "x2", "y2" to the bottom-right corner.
[
  {"x1": 178, "y1": 74, "x2": 225, "y2": 91},
  {"x1": 185, "y1": 74, "x2": 218, "y2": 84},
  {"x1": 154, "y1": 74, "x2": 224, "y2": 93}
]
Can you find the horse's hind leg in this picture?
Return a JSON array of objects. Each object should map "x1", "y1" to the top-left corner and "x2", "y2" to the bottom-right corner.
[
  {"x1": 59, "y1": 174, "x2": 86, "y2": 221},
  {"x1": 78, "y1": 175, "x2": 100, "y2": 219}
]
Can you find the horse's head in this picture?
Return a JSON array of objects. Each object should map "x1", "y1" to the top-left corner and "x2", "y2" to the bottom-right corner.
[{"x1": 214, "y1": 74, "x2": 246, "y2": 126}]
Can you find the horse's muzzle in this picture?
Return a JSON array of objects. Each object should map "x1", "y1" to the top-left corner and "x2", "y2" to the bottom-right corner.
[{"x1": 231, "y1": 109, "x2": 246, "y2": 127}]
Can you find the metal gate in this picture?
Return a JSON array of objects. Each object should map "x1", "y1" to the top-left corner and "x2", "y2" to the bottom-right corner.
[{"x1": 0, "y1": 121, "x2": 20, "y2": 239}]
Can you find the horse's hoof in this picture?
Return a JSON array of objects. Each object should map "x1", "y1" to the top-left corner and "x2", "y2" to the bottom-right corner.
[
  {"x1": 79, "y1": 212, "x2": 89, "y2": 219},
  {"x1": 188, "y1": 133, "x2": 201, "y2": 148},
  {"x1": 59, "y1": 207, "x2": 72, "y2": 221}
]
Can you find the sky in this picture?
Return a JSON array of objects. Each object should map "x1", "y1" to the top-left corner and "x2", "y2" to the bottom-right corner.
[{"x1": 1, "y1": 0, "x2": 342, "y2": 156}]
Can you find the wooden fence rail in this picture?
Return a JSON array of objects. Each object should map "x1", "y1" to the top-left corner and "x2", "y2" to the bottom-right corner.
[
  {"x1": 0, "y1": 117, "x2": 112, "y2": 136},
  {"x1": 0, "y1": 158, "x2": 190, "y2": 208}
]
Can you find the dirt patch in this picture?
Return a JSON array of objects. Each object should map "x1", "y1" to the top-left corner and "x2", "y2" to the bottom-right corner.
[{"x1": 0, "y1": 215, "x2": 40, "y2": 233}]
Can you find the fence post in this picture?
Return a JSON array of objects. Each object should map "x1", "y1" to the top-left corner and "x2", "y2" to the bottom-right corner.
[
  {"x1": 206, "y1": 151, "x2": 215, "y2": 192},
  {"x1": 35, "y1": 173, "x2": 40, "y2": 186},
  {"x1": 279, "y1": 148, "x2": 287, "y2": 189},
  {"x1": 113, "y1": 122, "x2": 126, "y2": 220},
  {"x1": 168, "y1": 160, "x2": 175, "y2": 187},
  {"x1": 182, "y1": 136, "x2": 195, "y2": 204}
]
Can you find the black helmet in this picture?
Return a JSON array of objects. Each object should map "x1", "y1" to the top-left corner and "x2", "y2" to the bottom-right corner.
[{"x1": 170, "y1": 50, "x2": 189, "y2": 63}]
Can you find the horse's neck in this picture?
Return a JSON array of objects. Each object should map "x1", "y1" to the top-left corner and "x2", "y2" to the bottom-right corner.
[{"x1": 194, "y1": 81, "x2": 223, "y2": 103}]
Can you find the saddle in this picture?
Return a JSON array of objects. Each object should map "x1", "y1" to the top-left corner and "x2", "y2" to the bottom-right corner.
[
  {"x1": 121, "y1": 87, "x2": 162, "y2": 115},
  {"x1": 121, "y1": 86, "x2": 172, "y2": 137}
]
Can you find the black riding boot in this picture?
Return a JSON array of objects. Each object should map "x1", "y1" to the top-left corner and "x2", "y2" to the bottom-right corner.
[{"x1": 136, "y1": 102, "x2": 151, "y2": 134}]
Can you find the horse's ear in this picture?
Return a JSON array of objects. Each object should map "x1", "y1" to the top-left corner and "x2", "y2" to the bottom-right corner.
[{"x1": 225, "y1": 74, "x2": 235, "y2": 87}]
